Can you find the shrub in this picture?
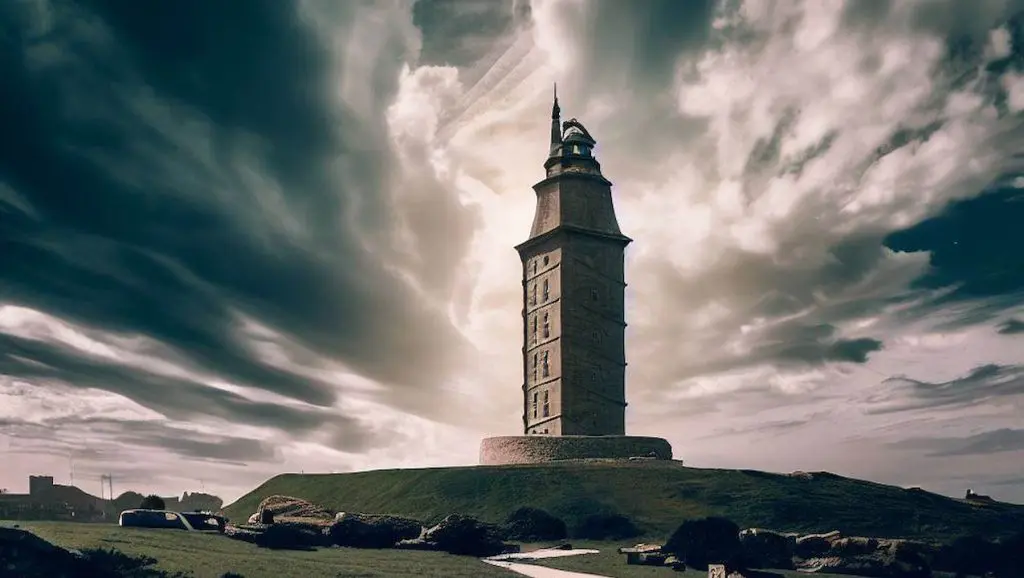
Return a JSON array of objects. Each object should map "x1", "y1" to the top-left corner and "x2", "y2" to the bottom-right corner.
[
  {"x1": 663, "y1": 516, "x2": 742, "y2": 571},
  {"x1": 502, "y1": 507, "x2": 568, "y2": 542},
  {"x1": 571, "y1": 513, "x2": 640, "y2": 540},
  {"x1": 139, "y1": 495, "x2": 166, "y2": 510}
]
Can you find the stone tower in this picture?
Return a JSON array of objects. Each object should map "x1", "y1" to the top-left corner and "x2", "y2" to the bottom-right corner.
[{"x1": 515, "y1": 88, "x2": 632, "y2": 436}]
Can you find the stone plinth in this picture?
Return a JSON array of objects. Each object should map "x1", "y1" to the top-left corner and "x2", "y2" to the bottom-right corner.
[{"x1": 479, "y1": 435, "x2": 673, "y2": 466}]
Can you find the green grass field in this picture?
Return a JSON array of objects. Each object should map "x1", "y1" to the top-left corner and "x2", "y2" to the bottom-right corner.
[
  {"x1": 223, "y1": 461, "x2": 1024, "y2": 542},
  {"x1": 5, "y1": 521, "x2": 516, "y2": 578},
  {"x1": 6, "y1": 521, "x2": 875, "y2": 578}
]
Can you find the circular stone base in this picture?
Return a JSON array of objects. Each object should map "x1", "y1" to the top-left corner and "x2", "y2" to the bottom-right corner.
[{"x1": 479, "y1": 435, "x2": 673, "y2": 466}]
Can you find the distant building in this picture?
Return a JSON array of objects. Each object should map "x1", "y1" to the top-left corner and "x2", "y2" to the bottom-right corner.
[{"x1": 29, "y1": 475, "x2": 54, "y2": 495}]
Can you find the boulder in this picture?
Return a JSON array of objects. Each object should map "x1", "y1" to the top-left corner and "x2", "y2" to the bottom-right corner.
[
  {"x1": 394, "y1": 538, "x2": 439, "y2": 551},
  {"x1": 792, "y1": 534, "x2": 930, "y2": 578},
  {"x1": 739, "y1": 528, "x2": 795, "y2": 570},
  {"x1": 253, "y1": 523, "x2": 323, "y2": 550},
  {"x1": 422, "y1": 514, "x2": 512, "y2": 557},
  {"x1": 663, "y1": 516, "x2": 743, "y2": 572},
  {"x1": 247, "y1": 513, "x2": 260, "y2": 525},
  {"x1": 793, "y1": 530, "x2": 841, "y2": 558},
  {"x1": 663, "y1": 555, "x2": 687, "y2": 571},
  {"x1": 224, "y1": 522, "x2": 324, "y2": 550},
  {"x1": 254, "y1": 495, "x2": 332, "y2": 520},
  {"x1": 501, "y1": 507, "x2": 567, "y2": 542},
  {"x1": 631, "y1": 552, "x2": 668, "y2": 566},
  {"x1": 224, "y1": 524, "x2": 263, "y2": 544},
  {"x1": 324, "y1": 512, "x2": 422, "y2": 548}
]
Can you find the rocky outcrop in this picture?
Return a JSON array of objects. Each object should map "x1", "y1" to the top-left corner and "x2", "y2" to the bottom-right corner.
[
  {"x1": 324, "y1": 512, "x2": 422, "y2": 548},
  {"x1": 253, "y1": 495, "x2": 332, "y2": 520},
  {"x1": 739, "y1": 527, "x2": 932, "y2": 577},
  {"x1": 738, "y1": 528, "x2": 796, "y2": 570},
  {"x1": 224, "y1": 522, "x2": 326, "y2": 550},
  {"x1": 421, "y1": 514, "x2": 518, "y2": 557}
]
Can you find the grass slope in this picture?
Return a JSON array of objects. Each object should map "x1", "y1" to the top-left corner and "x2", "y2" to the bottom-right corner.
[
  {"x1": 224, "y1": 462, "x2": 1024, "y2": 542},
  {"x1": 7, "y1": 521, "x2": 515, "y2": 578}
]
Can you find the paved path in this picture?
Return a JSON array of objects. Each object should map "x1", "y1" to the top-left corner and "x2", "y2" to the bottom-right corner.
[{"x1": 483, "y1": 549, "x2": 611, "y2": 578}]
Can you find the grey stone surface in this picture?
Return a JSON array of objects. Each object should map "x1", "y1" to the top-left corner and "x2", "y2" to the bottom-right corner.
[{"x1": 479, "y1": 435, "x2": 673, "y2": 465}]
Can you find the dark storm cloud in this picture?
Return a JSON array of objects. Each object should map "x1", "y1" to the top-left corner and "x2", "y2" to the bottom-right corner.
[
  {"x1": 2, "y1": 416, "x2": 276, "y2": 465},
  {"x1": 414, "y1": 0, "x2": 529, "y2": 69},
  {"x1": 0, "y1": 333, "x2": 381, "y2": 453},
  {"x1": 889, "y1": 428, "x2": 1024, "y2": 457},
  {"x1": 997, "y1": 318, "x2": 1024, "y2": 334},
  {"x1": 866, "y1": 363, "x2": 1024, "y2": 414},
  {"x1": 573, "y1": 0, "x2": 716, "y2": 92},
  {"x1": 0, "y1": 0, "x2": 475, "y2": 420},
  {"x1": 885, "y1": 184, "x2": 1024, "y2": 328}
]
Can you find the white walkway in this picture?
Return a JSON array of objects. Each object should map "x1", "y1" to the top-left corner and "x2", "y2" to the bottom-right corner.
[{"x1": 483, "y1": 548, "x2": 611, "y2": 578}]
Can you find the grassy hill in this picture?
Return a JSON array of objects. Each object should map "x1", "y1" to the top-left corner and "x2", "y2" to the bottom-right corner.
[{"x1": 223, "y1": 461, "x2": 1024, "y2": 542}]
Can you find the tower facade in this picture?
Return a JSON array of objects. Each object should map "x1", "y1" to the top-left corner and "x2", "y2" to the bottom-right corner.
[{"x1": 515, "y1": 90, "x2": 632, "y2": 436}]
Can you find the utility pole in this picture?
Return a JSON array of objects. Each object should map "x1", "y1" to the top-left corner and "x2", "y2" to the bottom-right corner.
[{"x1": 100, "y1": 474, "x2": 113, "y2": 501}]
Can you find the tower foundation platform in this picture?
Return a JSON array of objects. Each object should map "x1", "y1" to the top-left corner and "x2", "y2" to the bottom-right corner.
[{"x1": 479, "y1": 435, "x2": 673, "y2": 466}]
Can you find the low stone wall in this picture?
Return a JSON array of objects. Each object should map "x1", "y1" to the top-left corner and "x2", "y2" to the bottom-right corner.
[{"x1": 479, "y1": 435, "x2": 674, "y2": 466}]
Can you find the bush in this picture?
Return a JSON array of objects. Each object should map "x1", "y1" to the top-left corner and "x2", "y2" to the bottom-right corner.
[
  {"x1": 138, "y1": 495, "x2": 166, "y2": 510},
  {"x1": 571, "y1": 513, "x2": 640, "y2": 540},
  {"x1": 663, "y1": 516, "x2": 742, "y2": 571},
  {"x1": 502, "y1": 507, "x2": 567, "y2": 542}
]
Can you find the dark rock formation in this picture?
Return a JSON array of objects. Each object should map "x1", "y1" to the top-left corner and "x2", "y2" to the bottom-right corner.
[
  {"x1": 324, "y1": 512, "x2": 422, "y2": 548},
  {"x1": 739, "y1": 528, "x2": 796, "y2": 570},
  {"x1": 422, "y1": 514, "x2": 513, "y2": 557},
  {"x1": 254, "y1": 495, "x2": 332, "y2": 520}
]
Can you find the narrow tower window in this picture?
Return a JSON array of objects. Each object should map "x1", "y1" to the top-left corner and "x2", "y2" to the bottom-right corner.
[
  {"x1": 542, "y1": 279, "x2": 549, "y2": 302},
  {"x1": 542, "y1": 390, "x2": 550, "y2": 417},
  {"x1": 543, "y1": 255, "x2": 550, "y2": 266},
  {"x1": 532, "y1": 260, "x2": 537, "y2": 275},
  {"x1": 541, "y1": 351, "x2": 550, "y2": 377},
  {"x1": 530, "y1": 284, "x2": 537, "y2": 306},
  {"x1": 542, "y1": 312, "x2": 550, "y2": 339},
  {"x1": 532, "y1": 353, "x2": 538, "y2": 381},
  {"x1": 532, "y1": 392, "x2": 538, "y2": 418},
  {"x1": 531, "y1": 316, "x2": 538, "y2": 343}
]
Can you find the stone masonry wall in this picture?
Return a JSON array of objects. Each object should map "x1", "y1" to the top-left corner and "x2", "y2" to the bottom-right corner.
[{"x1": 479, "y1": 435, "x2": 673, "y2": 466}]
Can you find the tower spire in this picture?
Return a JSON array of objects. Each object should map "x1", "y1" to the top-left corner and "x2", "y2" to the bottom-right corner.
[{"x1": 549, "y1": 83, "x2": 562, "y2": 155}]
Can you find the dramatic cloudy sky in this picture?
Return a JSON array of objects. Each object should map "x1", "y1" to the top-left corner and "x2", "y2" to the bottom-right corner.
[{"x1": 2, "y1": 0, "x2": 1024, "y2": 504}]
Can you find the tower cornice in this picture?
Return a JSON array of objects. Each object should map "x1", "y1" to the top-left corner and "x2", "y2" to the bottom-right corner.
[{"x1": 514, "y1": 225, "x2": 632, "y2": 256}]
